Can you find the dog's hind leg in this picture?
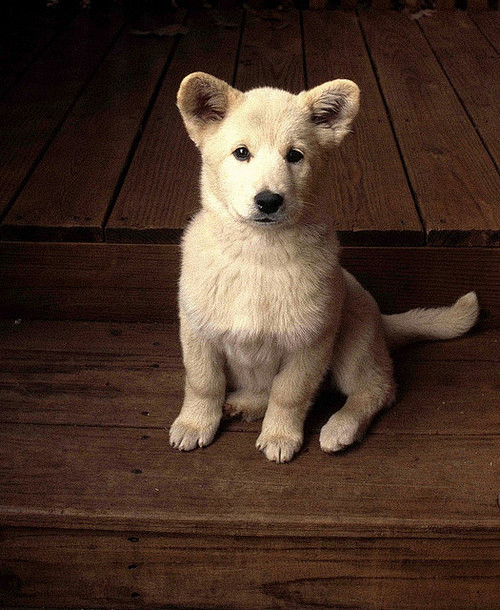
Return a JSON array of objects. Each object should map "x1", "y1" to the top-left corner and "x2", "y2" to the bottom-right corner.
[{"x1": 320, "y1": 270, "x2": 396, "y2": 454}]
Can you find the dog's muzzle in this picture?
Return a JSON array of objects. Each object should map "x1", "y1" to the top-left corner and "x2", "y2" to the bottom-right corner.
[{"x1": 254, "y1": 190, "x2": 284, "y2": 219}]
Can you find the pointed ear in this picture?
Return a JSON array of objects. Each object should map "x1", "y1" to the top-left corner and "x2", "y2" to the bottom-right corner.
[
  {"x1": 177, "y1": 72, "x2": 242, "y2": 146},
  {"x1": 301, "y1": 79, "x2": 360, "y2": 146}
]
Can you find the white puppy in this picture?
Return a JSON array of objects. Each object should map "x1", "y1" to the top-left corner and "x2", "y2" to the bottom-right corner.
[{"x1": 170, "y1": 72, "x2": 479, "y2": 463}]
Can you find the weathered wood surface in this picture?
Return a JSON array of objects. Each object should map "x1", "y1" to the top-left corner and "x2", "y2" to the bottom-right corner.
[
  {"x1": 0, "y1": 319, "x2": 498, "y2": 539},
  {"x1": 1, "y1": 527, "x2": 499, "y2": 608},
  {"x1": 470, "y1": 10, "x2": 500, "y2": 53},
  {"x1": 1, "y1": 9, "x2": 497, "y2": 246},
  {"x1": 419, "y1": 11, "x2": 500, "y2": 169},
  {"x1": 235, "y1": 10, "x2": 304, "y2": 92},
  {"x1": 303, "y1": 11, "x2": 423, "y2": 245},
  {"x1": 106, "y1": 10, "x2": 243, "y2": 243},
  {"x1": 0, "y1": 5, "x2": 76, "y2": 98},
  {"x1": 0, "y1": 243, "x2": 498, "y2": 323},
  {"x1": 0, "y1": 320, "x2": 498, "y2": 434},
  {"x1": 0, "y1": 9, "x2": 124, "y2": 223},
  {"x1": 359, "y1": 11, "x2": 500, "y2": 246},
  {"x1": 2, "y1": 12, "x2": 185, "y2": 242}
]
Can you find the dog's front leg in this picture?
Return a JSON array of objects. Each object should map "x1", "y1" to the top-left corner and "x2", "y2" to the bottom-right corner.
[
  {"x1": 169, "y1": 313, "x2": 226, "y2": 451},
  {"x1": 256, "y1": 335, "x2": 333, "y2": 463}
]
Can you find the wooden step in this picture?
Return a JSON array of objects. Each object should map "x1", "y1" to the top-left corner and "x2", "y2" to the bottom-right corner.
[
  {"x1": 0, "y1": 319, "x2": 498, "y2": 607},
  {"x1": 1, "y1": 242, "x2": 498, "y2": 325}
]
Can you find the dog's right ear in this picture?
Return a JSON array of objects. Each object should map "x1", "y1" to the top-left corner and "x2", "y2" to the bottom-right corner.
[{"x1": 177, "y1": 72, "x2": 242, "y2": 146}]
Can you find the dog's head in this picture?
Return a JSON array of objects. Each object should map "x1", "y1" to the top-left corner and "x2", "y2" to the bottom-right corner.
[{"x1": 177, "y1": 72, "x2": 360, "y2": 228}]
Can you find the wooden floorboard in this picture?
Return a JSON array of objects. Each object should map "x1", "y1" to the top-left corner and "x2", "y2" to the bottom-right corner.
[
  {"x1": 0, "y1": 9, "x2": 497, "y2": 246},
  {"x1": 303, "y1": 11, "x2": 423, "y2": 245},
  {"x1": 1, "y1": 527, "x2": 498, "y2": 609},
  {"x1": 0, "y1": 319, "x2": 499, "y2": 608},
  {"x1": 0, "y1": 5, "x2": 76, "y2": 98},
  {"x1": 1, "y1": 528, "x2": 499, "y2": 608},
  {"x1": 235, "y1": 10, "x2": 304, "y2": 92},
  {"x1": 0, "y1": 320, "x2": 498, "y2": 541},
  {"x1": 359, "y1": 11, "x2": 500, "y2": 246},
  {"x1": 470, "y1": 10, "x2": 500, "y2": 53},
  {"x1": 0, "y1": 320, "x2": 498, "y2": 435},
  {"x1": 105, "y1": 9, "x2": 243, "y2": 243},
  {"x1": 0, "y1": 8, "x2": 124, "y2": 224},
  {"x1": 419, "y1": 11, "x2": 500, "y2": 169},
  {"x1": 1, "y1": 11, "x2": 185, "y2": 243}
]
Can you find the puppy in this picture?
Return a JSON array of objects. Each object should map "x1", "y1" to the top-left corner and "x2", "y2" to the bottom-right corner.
[{"x1": 169, "y1": 72, "x2": 479, "y2": 463}]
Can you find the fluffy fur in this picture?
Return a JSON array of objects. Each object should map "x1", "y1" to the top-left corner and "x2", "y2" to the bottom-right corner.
[{"x1": 169, "y1": 72, "x2": 479, "y2": 463}]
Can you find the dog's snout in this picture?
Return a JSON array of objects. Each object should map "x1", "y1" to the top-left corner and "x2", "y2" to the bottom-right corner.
[{"x1": 254, "y1": 190, "x2": 284, "y2": 215}]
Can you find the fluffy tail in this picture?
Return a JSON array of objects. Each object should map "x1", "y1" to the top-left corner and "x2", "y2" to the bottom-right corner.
[{"x1": 383, "y1": 292, "x2": 479, "y2": 351}]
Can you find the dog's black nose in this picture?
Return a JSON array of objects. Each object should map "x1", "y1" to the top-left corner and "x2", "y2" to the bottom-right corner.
[{"x1": 254, "y1": 190, "x2": 284, "y2": 215}]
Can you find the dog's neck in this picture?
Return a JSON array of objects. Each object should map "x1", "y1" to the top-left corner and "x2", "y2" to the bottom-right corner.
[{"x1": 196, "y1": 203, "x2": 340, "y2": 266}]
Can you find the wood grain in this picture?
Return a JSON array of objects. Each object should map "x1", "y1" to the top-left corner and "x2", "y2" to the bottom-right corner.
[
  {"x1": 0, "y1": 242, "x2": 498, "y2": 323},
  {"x1": 105, "y1": 10, "x2": 243, "y2": 243},
  {"x1": 0, "y1": 320, "x2": 498, "y2": 435},
  {"x1": 466, "y1": 0, "x2": 491, "y2": 10},
  {"x1": 419, "y1": 11, "x2": 500, "y2": 169},
  {"x1": 303, "y1": 11, "x2": 423, "y2": 246},
  {"x1": 235, "y1": 10, "x2": 304, "y2": 92},
  {"x1": 0, "y1": 421, "x2": 498, "y2": 537},
  {"x1": 359, "y1": 11, "x2": 500, "y2": 246},
  {"x1": 2, "y1": 12, "x2": 185, "y2": 242},
  {"x1": 470, "y1": 10, "x2": 500, "y2": 54},
  {"x1": 0, "y1": 242, "x2": 181, "y2": 323},
  {"x1": 0, "y1": 9, "x2": 124, "y2": 222},
  {"x1": 1, "y1": 528, "x2": 499, "y2": 608},
  {"x1": 0, "y1": 5, "x2": 75, "y2": 98}
]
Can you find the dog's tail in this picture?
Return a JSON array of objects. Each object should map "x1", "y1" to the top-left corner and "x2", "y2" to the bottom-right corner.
[{"x1": 382, "y1": 292, "x2": 479, "y2": 351}]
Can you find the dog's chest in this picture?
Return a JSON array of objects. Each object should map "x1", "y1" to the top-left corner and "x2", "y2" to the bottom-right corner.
[{"x1": 181, "y1": 237, "x2": 337, "y2": 348}]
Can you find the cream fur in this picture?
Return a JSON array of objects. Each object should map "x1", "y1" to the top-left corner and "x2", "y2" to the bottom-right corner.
[{"x1": 170, "y1": 72, "x2": 479, "y2": 463}]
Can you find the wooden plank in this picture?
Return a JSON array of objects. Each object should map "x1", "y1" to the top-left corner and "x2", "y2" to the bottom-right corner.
[
  {"x1": 370, "y1": 0, "x2": 392, "y2": 8},
  {"x1": 0, "y1": 5, "x2": 76, "y2": 97},
  {"x1": 359, "y1": 11, "x2": 500, "y2": 246},
  {"x1": 0, "y1": 242, "x2": 181, "y2": 323},
  {"x1": 0, "y1": 421, "x2": 498, "y2": 536},
  {"x1": 467, "y1": 0, "x2": 490, "y2": 10},
  {"x1": 235, "y1": 10, "x2": 304, "y2": 92},
  {"x1": 0, "y1": 9, "x2": 124, "y2": 223},
  {"x1": 0, "y1": 319, "x2": 498, "y2": 436},
  {"x1": 470, "y1": 10, "x2": 500, "y2": 53},
  {"x1": 419, "y1": 12, "x2": 500, "y2": 170},
  {"x1": 1, "y1": 528, "x2": 499, "y2": 609},
  {"x1": 1, "y1": 12, "x2": 185, "y2": 243},
  {"x1": 105, "y1": 10, "x2": 243, "y2": 243},
  {"x1": 0, "y1": 242, "x2": 498, "y2": 324},
  {"x1": 0, "y1": 320, "x2": 183, "y2": 428},
  {"x1": 303, "y1": 12, "x2": 423, "y2": 246},
  {"x1": 433, "y1": 0, "x2": 458, "y2": 9}
]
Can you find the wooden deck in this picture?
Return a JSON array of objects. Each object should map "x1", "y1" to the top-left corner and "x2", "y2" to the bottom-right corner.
[
  {"x1": 1, "y1": 320, "x2": 499, "y2": 607},
  {"x1": 0, "y1": 4, "x2": 499, "y2": 608},
  {"x1": 0, "y1": 8, "x2": 499, "y2": 246}
]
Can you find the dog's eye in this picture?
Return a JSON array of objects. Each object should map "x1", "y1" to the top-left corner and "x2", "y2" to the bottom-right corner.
[
  {"x1": 286, "y1": 149, "x2": 304, "y2": 164},
  {"x1": 233, "y1": 147, "x2": 250, "y2": 161}
]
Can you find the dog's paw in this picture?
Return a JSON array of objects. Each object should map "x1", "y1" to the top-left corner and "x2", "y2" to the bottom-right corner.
[
  {"x1": 224, "y1": 390, "x2": 268, "y2": 422},
  {"x1": 169, "y1": 416, "x2": 219, "y2": 451},
  {"x1": 256, "y1": 431, "x2": 303, "y2": 463},
  {"x1": 319, "y1": 413, "x2": 366, "y2": 453}
]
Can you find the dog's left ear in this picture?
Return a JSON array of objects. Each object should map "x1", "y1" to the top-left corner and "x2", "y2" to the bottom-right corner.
[
  {"x1": 177, "y1": 72, "x2": 242, "y2": 147},
  {"x1": 300, "y1": 79, "x2": 360, "y2": 146}
]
